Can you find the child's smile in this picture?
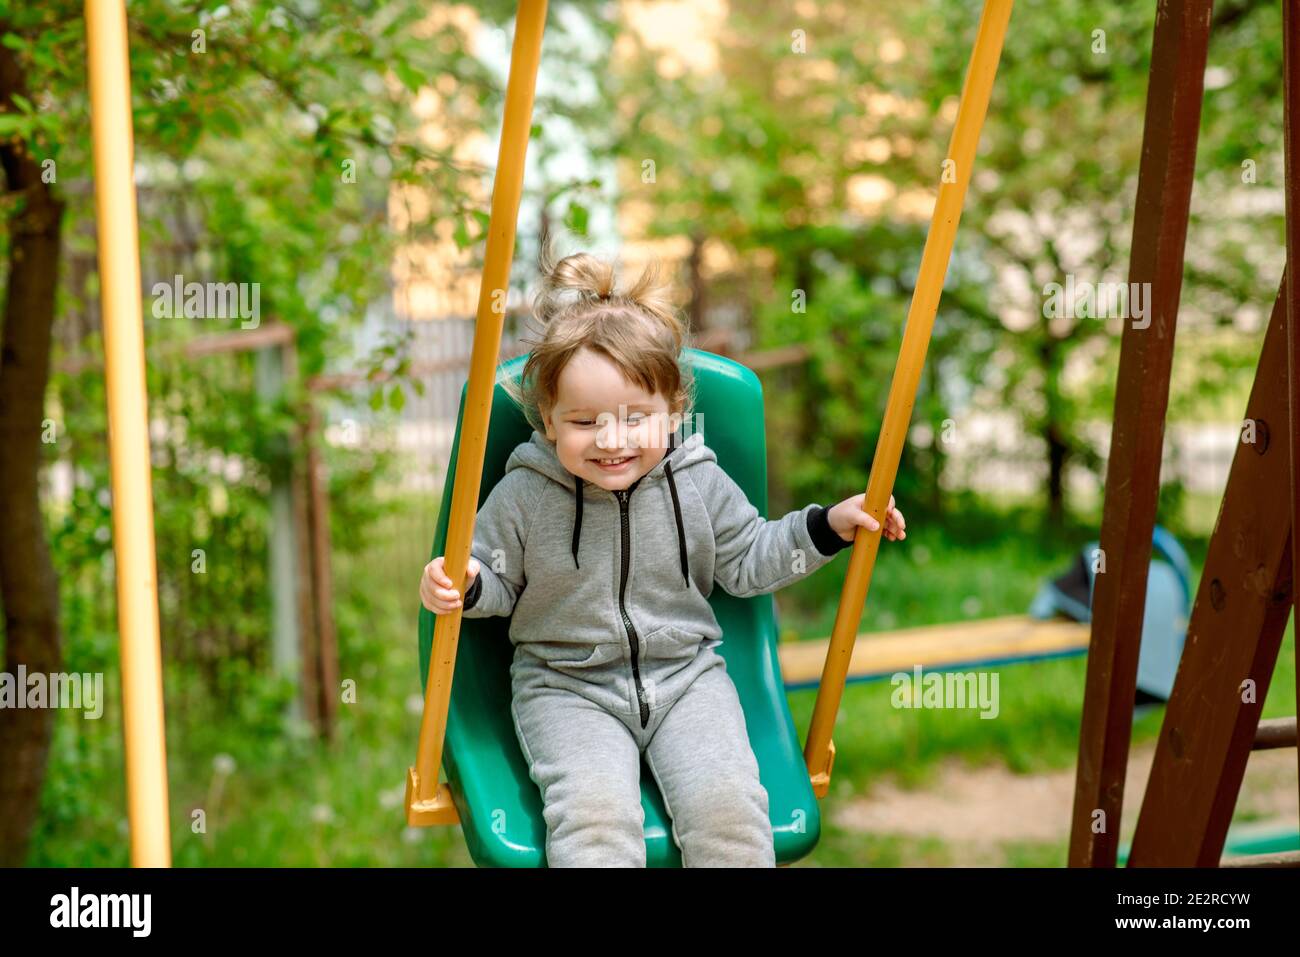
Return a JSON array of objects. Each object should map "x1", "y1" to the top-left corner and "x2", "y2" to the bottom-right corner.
[
  {"x1": 542, "y1": 347, "x2": 677, "y2": 491},
  {"x1": 592, "y1": 455, "x2": 636, "y2": 473}
]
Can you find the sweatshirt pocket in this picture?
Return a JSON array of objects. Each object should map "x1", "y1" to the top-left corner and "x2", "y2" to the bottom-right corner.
[
  {"x1": 531, "y1": 641, "x2": 624, "y2": 676},
  {"x1": 644, "y1": 625, "x2": 705, "y2": 662}
]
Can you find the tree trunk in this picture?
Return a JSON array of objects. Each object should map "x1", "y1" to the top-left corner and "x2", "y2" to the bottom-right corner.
[
  {"x1": 687, "y1": 229, "x2": 707, "y2": 333},
  {"x1": 1038, "y1": 334, "x2": 1069, "y2": 527},
  {"x1": 0, "y1": 36, "x2": 66, "y2": 867},
  {"x1": 1046, "y1": 419, "x2": 1068, "y2": 527}
]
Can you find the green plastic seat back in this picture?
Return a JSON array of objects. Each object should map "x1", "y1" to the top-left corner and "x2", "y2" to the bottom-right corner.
[{"x1": 418, "y1": 348, "x2": 821, "y2": 866}]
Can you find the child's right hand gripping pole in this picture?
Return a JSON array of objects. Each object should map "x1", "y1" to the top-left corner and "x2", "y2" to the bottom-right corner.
[{"x1": 803, "y1": 0, "x2": 1013, "y2": 799}]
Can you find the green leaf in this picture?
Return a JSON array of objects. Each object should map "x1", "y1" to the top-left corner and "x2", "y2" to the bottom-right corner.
[
  {"x1": 452, "y1": 216, "x2": 471, "y2": 250},
  {"x1": 388, "y1": 385, "x2": 406, "y2": 412},
  {"x1": 207, "y1": 107, "x2": 241, "y2": 139},
  {"x1": 564, "y1": 202, "x2": 589, "y2": 236},
  {"x1": 392, "y1": 60, "x2": 424, "y2": 94},
  {"x1": 369, "y1": 388, "x2": 385, "y2": 411},
  {"x1": 0, "y1": 114, "x2": 30, "y2": 136}
]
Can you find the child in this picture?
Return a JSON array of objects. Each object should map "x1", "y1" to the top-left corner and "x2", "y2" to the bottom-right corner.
[{"x1": 420, "y1": 246, "x2": 905, "y2": 867}]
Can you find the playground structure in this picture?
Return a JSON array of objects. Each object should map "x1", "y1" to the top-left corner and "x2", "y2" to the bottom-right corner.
[
  {"x1": 1068, "y1": 0, "x2": 1300, "y2": 868},
  {"x1": 79, "y1": 0, "x2": 1299, "y2": 867},
  {"x1": 403, "y1": 0, "x2": 1017, "y2": 866}
]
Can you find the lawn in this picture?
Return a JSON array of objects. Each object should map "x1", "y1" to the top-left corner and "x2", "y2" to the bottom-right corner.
[{"x1": 30, "y1": 492, "x2": 1295, "y2": 866}]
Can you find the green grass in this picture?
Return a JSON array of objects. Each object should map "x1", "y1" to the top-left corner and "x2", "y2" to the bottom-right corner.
[{"x1": 29, "y1": 493, "x2": 1296, "y2": 867}]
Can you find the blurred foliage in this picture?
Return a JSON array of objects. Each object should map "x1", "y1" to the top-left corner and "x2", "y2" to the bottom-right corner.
[
  {"x1": 4, "y1": 3, "x2": 603, "y2": 693},
  {"x1": 606, "y1": 0, "x2": 1283, "y2": 525}
]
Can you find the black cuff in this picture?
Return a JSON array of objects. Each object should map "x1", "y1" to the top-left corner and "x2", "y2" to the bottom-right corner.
[
  {"x1": 807, "y1": 505, "x2": 853, "y2": 556},
  {"x1": 462, "y1": 572, "x2": 483, "y2": 610}
]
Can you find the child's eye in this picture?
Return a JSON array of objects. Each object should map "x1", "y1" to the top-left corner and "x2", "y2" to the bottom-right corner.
[{"x1": 574, "y1": 416, "x2": 645, "y2": 426}]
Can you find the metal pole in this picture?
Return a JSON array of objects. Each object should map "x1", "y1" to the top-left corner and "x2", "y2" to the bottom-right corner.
[
  {"x1": 803, "y1": 0, "x2": 1013, "y2": 797},
  {"x1": 407, "y1": 0, "x2": 548, "y2": 824},
  {"x1": 85, "y1": 0, "x2": 172, "y2": 866}
]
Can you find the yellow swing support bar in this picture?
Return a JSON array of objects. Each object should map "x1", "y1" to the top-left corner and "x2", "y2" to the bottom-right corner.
[
  {"x1": 85, "y1": 0, "x2": 172, "y2": 865},
  {"x1": 406, "y1": 0, "x2": 549, "y2": 826},
  {"x1": 803, "y1": 0, "x2": 1013, "y2": 797}
]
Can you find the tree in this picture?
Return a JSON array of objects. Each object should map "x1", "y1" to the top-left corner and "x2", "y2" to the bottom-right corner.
[
  {"x1": 0, "y1": 13, "x2": 66, "y2": 872},
  {"x1": 604, "y1": 0, "x2": 1284, "y2": 526}
]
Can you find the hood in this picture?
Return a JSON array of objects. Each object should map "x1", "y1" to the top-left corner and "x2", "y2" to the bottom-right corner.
[{"x1": 504, "y1": 427, "x2": 715, "y2": 589}]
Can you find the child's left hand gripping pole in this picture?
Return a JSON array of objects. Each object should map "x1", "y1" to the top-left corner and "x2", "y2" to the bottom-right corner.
[
  {"x1": 803, "y1": 0, "x2": 1013, "y2": 799},
  {"x1": 406, "y1": 0, "x2": 549, "y2": 827}
]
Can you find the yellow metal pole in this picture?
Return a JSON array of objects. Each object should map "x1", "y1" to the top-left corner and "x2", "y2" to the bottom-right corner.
[
  {"x1": 407, "y1": 0, "x2": 548, "y2": 825},
  {"x1": 803, "y1": 0, "x2": 1013, "y2": 797},
  {"x1": 85, "y1": 0, "x2": 172, "y2": 865}
]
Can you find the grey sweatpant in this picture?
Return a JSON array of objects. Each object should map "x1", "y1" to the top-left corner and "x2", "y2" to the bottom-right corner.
[{"x1": 509, "y1": 656, "x2": 776, "y2": 867}]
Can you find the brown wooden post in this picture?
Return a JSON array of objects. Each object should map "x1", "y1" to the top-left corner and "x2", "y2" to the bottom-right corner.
[
  {"x1": 1068, "y1": 0, "x2": 1214, "y2": 868},
  {"x1": 305, "y1": 393, "x2": 340, "y2": 740},
  {"x1": 1283, "y1": 0, "x2": 1300, "y2": 816},
  {"x1": 1129, "y1": 279, "x2": 1294, "y2": 865},
  {"x1": 283, "y1": 340, "x2": 322, "y2": 734}
]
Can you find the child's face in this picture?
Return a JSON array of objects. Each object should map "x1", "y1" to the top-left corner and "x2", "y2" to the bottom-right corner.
[{"x1": 542, "y1": 347, "x2": 678, "y2": 492}]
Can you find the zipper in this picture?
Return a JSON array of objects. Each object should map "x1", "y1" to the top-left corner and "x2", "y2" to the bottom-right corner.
[{"x1": 615, "y1": 484, "x2": 650, "y2": 729}]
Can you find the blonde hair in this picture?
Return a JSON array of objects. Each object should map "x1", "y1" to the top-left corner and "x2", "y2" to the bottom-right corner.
[{"x1": 502, "y1": 237, "x2": 696, "y2": 436}]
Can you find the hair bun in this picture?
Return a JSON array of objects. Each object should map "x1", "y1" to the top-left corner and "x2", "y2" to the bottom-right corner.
[
  {"x1": 533, "y1": 247, "x2": 617, "y2": 324},
  {"x1": 532, "y1": 235, "x2": 680, "y2": 349}
]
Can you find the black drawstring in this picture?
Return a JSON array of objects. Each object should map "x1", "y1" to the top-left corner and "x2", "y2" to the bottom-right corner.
[
  {"x1": 571, "y1": 472, "x2": 583, "y2": 569},
  {"x1": 664, "y1": 459, "x2": 690, "y2": 588}
]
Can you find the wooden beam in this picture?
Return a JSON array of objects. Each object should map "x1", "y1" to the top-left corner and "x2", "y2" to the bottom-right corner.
[
  {"x1": 306, "y1": 397, "x2": 340, "y2": 741},
  {"x1": 778, "y1": 615, "x2": 1089, "y2": 690},
  {"x1": 1129, "y1": 279, "x2": 1294, "y2": 865},
  {"x1": 284, "y1": 341, "x2": 323, "y2": 735},
  {"x1": 1069, "y1": 0, "x2": 1214, "y2": 868},
  {"x1": 1283, "y1": 0, "x2": 1300, "y2": 828},
  {"x1": 186, "y1": 321, "x2": 295, "y2": 358},
  {"x1": 1252, "y1": 716, "x2": 1298, "y2": 751},
  {"x1": 1220, "y1": 851, "x2": 1300, "y2": 868}
]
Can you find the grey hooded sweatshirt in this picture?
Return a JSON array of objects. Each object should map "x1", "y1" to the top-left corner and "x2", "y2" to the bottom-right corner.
[{"x1": 461, "y1": 427, "x2": 853, "y2": 728}]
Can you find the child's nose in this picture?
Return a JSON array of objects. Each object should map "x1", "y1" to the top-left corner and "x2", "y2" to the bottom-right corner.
[{"x1": 596, "y1": 427, "x2": 628, "y2": 450}]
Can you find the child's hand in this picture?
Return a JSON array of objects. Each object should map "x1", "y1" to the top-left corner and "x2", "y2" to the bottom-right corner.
[
  {"x1": 420, "y1": 556, "x2": 480, "y2": 614},
  {"x1": 828, "y1": 494, "x2": 906, "y2": 543}
]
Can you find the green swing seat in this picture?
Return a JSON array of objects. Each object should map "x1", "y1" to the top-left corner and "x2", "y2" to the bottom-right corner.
[{"x1": 418, "y1": 348, "x2": 822, "y2": 867}]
